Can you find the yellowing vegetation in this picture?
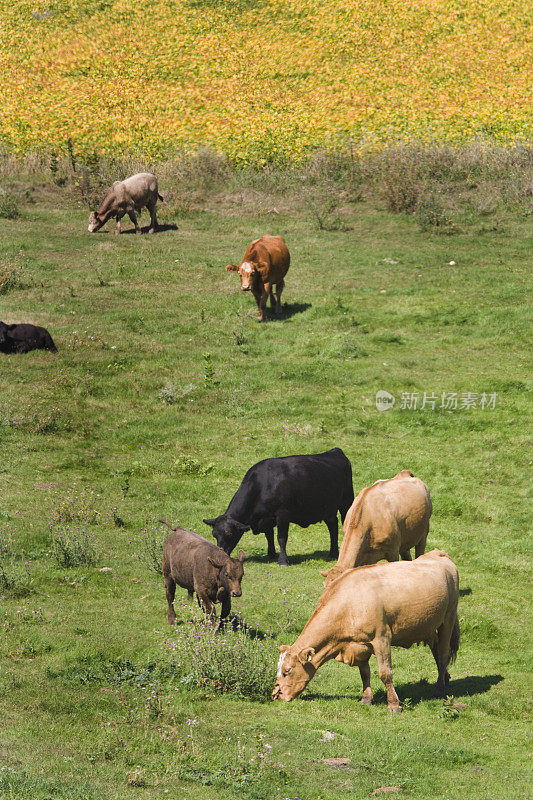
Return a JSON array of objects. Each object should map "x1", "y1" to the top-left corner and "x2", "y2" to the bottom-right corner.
[{"x1": 1, "y1": 0, "x2": 531, "y2": 162}]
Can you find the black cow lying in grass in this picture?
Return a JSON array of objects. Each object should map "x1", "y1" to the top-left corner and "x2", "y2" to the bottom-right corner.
[
  {"x1": 160, "y1": 520, "x2": 245, "y2": 627},
  {"x1": 0, "y1": 322, "x2": 57, "y2": 354},
  {"x1": 203, "y1": 448, "x2": 354, "y2": 565}
]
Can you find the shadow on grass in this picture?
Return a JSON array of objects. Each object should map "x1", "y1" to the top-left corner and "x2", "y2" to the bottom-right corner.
[
  {"x1": 304, "y1": 674, "x2": 504, "y2": 704},
  {"x1": 121, "y1": 223, "x2": 179, "y2": 234},
  {"x1": 245, "y1": 548, "x2": 334, "y2": 566},
  {"x1": 269, "y1": 301, "x2": 312, "y2": 321}
]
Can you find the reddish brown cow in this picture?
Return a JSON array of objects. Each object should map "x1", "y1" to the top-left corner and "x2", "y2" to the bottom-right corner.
[{"x1": 226, "y1": 234, "x2": 290, "y2": 322}]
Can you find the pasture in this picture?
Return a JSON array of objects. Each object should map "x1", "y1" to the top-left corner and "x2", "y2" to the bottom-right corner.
[{"x1": 0, "y1": 173, "x2": 531, "y2": 799}]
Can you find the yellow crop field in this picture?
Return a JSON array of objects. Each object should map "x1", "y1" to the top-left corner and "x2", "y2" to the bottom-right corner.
[{"x1": 0, "y1": 0, "x2": 531, "y2": 163}]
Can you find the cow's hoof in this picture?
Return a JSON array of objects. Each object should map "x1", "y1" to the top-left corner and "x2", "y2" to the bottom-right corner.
[
  {"x1": 277, "y1": 558, "x2": 289, "y2": 566},
  {"x1": 433, "y1": 687, "x2": 446, "y2": 699},
  {"x1": 148, "y1": 228, "x2": 156, "y2": 234},
  {"x1": 328, "y1": 552, "x2": 339, "y2": 561},
  {"x1": 258, "y1": 317, "x2": 267, "y2": 323},
  {"x1": 388, "y1": 705, "x2": 402, "y2": 713},
  {"x1": 167, "y1": 616, "x2": 177, "y2": 626},
  {"x1": 267, "y1": 552, "x2": 277, "y2": 561},
  {"x1": 135, "y1": 229, "x2": 142, "y2": 235},
  {"x1": 360, "y1": 695, "x2": 373, "y2": 706}
]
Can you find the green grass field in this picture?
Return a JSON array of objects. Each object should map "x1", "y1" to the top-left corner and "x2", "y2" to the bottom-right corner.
[{"x1": 0, "y1": 182, "x2": 531, "y2": 799}]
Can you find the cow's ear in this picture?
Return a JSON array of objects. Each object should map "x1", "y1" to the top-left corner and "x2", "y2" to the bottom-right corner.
[
  {"x1": 237, "y1": 549, "x2": 245, "y2": 563},
  {"x1": 226, "y1": 264, "x2": 239, "y2": 272},
  {"x1": 279, "y1": 645, "x2": 290, "y2": 654},
  {"x1": 208, "y1": 553, "x2": 227, "y2": 569},
  {"x1": 203, "y1": 518, "x2": 217, "y2": 527},
  {"x1": 236, "y1": 522, "x2": 250, "y2": 533},
  {"x1": 298, "y1": 647, "x2": 315, "y2": 664}
]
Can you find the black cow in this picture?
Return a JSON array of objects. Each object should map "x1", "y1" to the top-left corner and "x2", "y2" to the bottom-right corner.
[
  {"x1": 203, "y1": 448, "x2": 354, "y2": 565},
  {"x1": 0, "y1": 322, "x2": 57, "y2": 354}
]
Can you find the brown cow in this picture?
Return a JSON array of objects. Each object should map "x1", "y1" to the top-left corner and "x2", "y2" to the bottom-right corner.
[
  {"x1": 321, "y1": 470, "x2": 432, "y2": 586},
  {"x1": 272, "y1": 550, "x2": 460, "y2": 710},
  {"x1": 226, "y1": 234, "x2": 290, "y2": 322},
  {"x1": 160, "y1": 520, "x2": 245, "y2": 627},
  {"x1": 88, "y1": 172, "x2": 163, "y2": 234}
]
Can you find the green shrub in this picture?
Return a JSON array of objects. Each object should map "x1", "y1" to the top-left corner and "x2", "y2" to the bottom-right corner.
[
  {"x1": 0, "y1": 254, "x2": 27, "y2": 294},
  {"x1": 50, "y1": 525, "x2": 98, "y2": 568},
  {"x1": 0, "y1": 189, "x2": 20, "y2": 219},
  {"x1": 164, "y1": 618, "x2": 278, "y2": 700}
]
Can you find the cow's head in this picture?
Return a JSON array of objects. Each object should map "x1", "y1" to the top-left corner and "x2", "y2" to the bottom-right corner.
[
  {"x1": 0, "y1": 322, "x2": 8, "y2": 345},
  {"x1": 226, "y1": 261, "x2": 260, "y2": 292},
  {"x1": 209, "y1": 548, "x2": 245, "y2": 597},
  {"x1": 272, "y1": 645, "x2": 316, "y2": 701},
  {"x1": 88, "y1": 211, "x2": 105, "y2": 233},
  {"x1": 203, "y1": 515, "x2": 250, "y2": 555}
]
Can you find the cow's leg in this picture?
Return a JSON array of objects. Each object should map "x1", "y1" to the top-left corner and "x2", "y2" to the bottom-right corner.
[
  {"x1": 359, "y1": 660, "x2": 373, "y2": 705},
  {"x1": 399, "y1": 549, "x2": 412, "y2": 561},
  {"x1": 165, "y1": 575, "x2": 177, "y2": 625},
  {"x1": 429, "y1": 640, "x2": 450, "y2": 688},
  {"x1": 325, "y1": 514, "x2": 339, "y2": 560},
  {"x1": 415, "y1": 527, "x2": 429, "y2": 559},
  {"x1": 264, "y1": 528, "x2": 277, "y2": 560},
  {"x1": 269, "y1": 285, "x2": 276, "y2": 309},
  {"x1": 372, "y1": 636, "x2": 401, "y2": 711},
  {"x1": 147, "y1": 201, "x2": 158, "y2": 234},
  {"x1": 258, "y1": 283, "x2": 270, "y2": 322},
  {"x1": 273, "y1": 279, "x2": 285, "y2": 314},
  {"x1": 217, "y1": 594, "x2": 232, "y2": 631},
  {"x1": 127, "y1": 210, "x2": 142, "y2": 234},
  {"x1": 115, "y1": 213, "x2": 124, "y2": 234},
  {"x1": 198, "y1": 595, "x2": 216, "y2": 624},
  {"x1": 187, "y1": 589, "x2": 194, "y2": 601},
  {"x1": 432, "y1": 617, "x2": 455, "y2": 698},
  {"x1": 276, "y1": 515, "x2": 290, "y2": 566}
]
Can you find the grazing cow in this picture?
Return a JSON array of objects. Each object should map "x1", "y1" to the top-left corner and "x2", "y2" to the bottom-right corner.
[
  {"x1": 0, "y1": 322, "x2": 57, "y2": 354},
  {"x1": 88, "y1": 172, "x2": 163, "y2": 234},
  {"x1": 160, "y1": 520, "x2": 245, "y2": 626},
  {"x1": 226, "y1": 234, "x2": 290, "y2": 322},
  {"x1": 272, "y1": 550, "x2": 460, "y2": 710},
  {"x1": 203, "y1": 448, "x2": 354, "y2": 565},
  {"x1": 321, "y1": 470, "x2": 432, "y2": 586}
]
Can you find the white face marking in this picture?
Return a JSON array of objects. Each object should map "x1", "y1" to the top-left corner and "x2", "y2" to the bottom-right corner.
[
  {"x1": 241, "y1": 262, "x2": 253, "y2": 274},
  {"x1": 277, "y1": 652, "x2": 287, "y2": 677}
]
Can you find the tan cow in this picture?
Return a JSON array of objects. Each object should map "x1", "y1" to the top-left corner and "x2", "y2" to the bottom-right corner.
[
  {"x1": 321, "y1": 470, "x2": 432, "y2": 586},
  {"x1": 88, "y1": 172, "x2": 163, "y2": 234},
  {"x1": 272, "y1": 550, "x2": 460, "y2": 710},
  {"x1": 226, "y1": 234, "x2": 290, "y2": 322}
]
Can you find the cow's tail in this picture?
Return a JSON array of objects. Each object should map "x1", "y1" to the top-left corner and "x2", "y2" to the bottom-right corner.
[
  {"x1": 449, "y1": 613, "x2": 460, "y2": 664},
  {"x1": 158, "y1": 518, "x2": 176, "y2": 531}
]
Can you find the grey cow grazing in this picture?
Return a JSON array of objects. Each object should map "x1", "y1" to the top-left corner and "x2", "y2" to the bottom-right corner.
[
  {"x1": 88, "y1": 172, "x2": 163, "y2": 234},
  {"x1": 160, "y1": 520, "x2": 245, "y2": 627}
]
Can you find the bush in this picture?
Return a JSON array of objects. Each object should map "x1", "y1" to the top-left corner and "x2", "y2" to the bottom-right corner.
[
  {"x1": 0, "y1": 560, "x2": 32, "y2": 598},
  {"x1": 138, "y1": 524, "x2": 164, "y2": 575},
  {"x1": 0, "y1": 532, "x2": 32, "y2": 597},
  {"x1": 0, "y1": 189, "x2": 20, "y2": 219},
  {"x1": 50, "y1": 525, "x2": 98, "y2": 568},
  {"x1": 0, "y1": 253, "x2": 28, "y2": 294},
  {"x1": 164, "y1": 618, "x2": 278, "y2": 700},
  {"x1": 415, "y1": 192, "x2": 459, "y2": 233}
]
